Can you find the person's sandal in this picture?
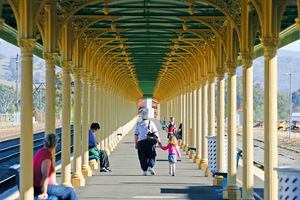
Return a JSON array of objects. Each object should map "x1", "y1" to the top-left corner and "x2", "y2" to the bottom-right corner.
[
  {"x1": 106, "y1": 168, "x2": 112, "y2": 172},
  {"x1": 100, "y1": 168, "x2": 107, "y2": 172}
]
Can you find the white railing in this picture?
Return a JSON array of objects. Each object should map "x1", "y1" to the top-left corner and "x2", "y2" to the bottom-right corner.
[
  {"x1": 275, "y1": 167, "x2": 300, "y2": 200},
  {"x1": 207, "y1": 136, "x2": 228, "y2": 173}
]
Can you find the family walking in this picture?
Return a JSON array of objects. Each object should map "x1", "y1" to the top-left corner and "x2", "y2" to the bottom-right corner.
[{"x1": 134, "y1": 108, "x2": 181, "y2": 176}]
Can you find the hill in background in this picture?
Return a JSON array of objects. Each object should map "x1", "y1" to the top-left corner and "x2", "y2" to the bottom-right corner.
[
  {"x1": 0, "y1": 39, "x2": 299, "y2": 93},
  {"x1": 237, "y1": 49, "x2": 300, "y2": 93}
]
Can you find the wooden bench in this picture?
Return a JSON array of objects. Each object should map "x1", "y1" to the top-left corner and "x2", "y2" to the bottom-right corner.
[{"x1": 10, "y1": 164, "x2": 58, "y2": 200}]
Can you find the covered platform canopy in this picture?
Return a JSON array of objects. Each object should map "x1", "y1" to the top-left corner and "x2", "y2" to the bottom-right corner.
[{"x1": 0, "y1": 1, "x2": 299, "y2": 200}]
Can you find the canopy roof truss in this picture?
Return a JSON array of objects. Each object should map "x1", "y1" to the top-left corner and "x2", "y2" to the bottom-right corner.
[{"x1": 1, "y1": 0, "x2": 299, "y2": 100}]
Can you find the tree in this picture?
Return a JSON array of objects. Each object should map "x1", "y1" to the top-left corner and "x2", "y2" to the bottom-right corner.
[
  {"x1": 0, "y1": 84, "x2": 15, "y2": 113},
  {"x1": 55, "y1": 71, "x2": 63, "y2": 118},
  {"x1": 277, "y1": 93, "x2": 289, "y2": 120},
  {"x1": 292, "y1": 89, "x2": 300, "y2": 111}
]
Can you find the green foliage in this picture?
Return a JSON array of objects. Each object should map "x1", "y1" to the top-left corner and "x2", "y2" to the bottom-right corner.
[
  {"x1": 253, "y1": 84, "x2": 264, "y2": 120},
  {"x1": 277, "y1": 93, "x2": 289, "y2": 120},
  {"x1": 254, "y1": 104, "x2": 264, "y2": 120},
  {"x1": 6, "y1": 106, "x2": 16, "y2": 113},
  {"x1": 0, "y1": 84, "x2": 15, "y2": 113},
  {"x1": 292, "y1": 89, "x2": 300, "y2": 111},
  {"x1": 55, "y1": 72, "x2": 63, "y2": 118},
  {"x1": 214, "y1": 76, "x2": 294, "y2": 121}
]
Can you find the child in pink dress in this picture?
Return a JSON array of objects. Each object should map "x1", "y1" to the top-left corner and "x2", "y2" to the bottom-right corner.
[{"x1": 159, "y1": 135, "x2": 181, "y2": 176}]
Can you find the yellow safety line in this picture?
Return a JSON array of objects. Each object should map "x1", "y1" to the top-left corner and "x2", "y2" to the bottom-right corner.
[{"x1": 236, "y1": 178, "x2": 264, "y2": 200}]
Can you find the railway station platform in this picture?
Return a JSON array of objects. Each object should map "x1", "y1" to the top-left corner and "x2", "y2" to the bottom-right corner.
[
  {"x1": 71, "y1": 119, "x2": 265, "y2": 200},
  {"x1": 71, "y1": 118, "x2": 225, "y2": 200},
  {"x1": 1, "y1": 118, "x2": 265, "y2": 200}
]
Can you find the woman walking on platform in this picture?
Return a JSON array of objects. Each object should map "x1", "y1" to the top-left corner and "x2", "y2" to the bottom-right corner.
[{"x1": 135, "y1": 108, "x2": 161, "y2": 176}]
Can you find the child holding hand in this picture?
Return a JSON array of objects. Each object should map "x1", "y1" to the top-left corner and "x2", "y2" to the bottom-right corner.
[{"x1": 159, "y1": 135, "x2": 181, "y2": 176}]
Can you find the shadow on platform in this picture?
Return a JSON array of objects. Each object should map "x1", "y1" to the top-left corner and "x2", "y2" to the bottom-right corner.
[{"x1": 161, "y1": 186, "x2": 223, "y2": 200}]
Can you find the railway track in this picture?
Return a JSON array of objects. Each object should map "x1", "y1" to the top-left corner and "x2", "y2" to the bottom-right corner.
[
  {"x1": 237, "y1": 133, "x2": 300, "y2": 170},
  {"x1": 0, "y1": 127, "x2": 63, "y2": 163},
  {"x1": 0, "y1": 126, "x2": 73, "y2": 194}
]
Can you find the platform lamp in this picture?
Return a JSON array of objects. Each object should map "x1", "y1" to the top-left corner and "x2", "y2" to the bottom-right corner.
[{"x1": 283, "y1": 72, "x2": 292, "y2": 139}]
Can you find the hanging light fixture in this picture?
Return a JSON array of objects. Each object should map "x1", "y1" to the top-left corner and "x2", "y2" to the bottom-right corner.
[
  {"x1": 171, "y1": 48, "x2": 175, "y2": 55},
  {"x1": 119, "y1": 41, "x2": 123, "y2": 49},
  {"x1": 103, "y1": 2, "x2": 109, "y2": 15},
  {"x1": 116, "y1": 32, "x2": 120, "y2": 40},
  {"x1": 183, "y1": 19, "x2": 188, "y2": 31},
  {"x1": 174, "y1": 41, "x2": 179, "y2": 49},
  {"x1": 179, "y1": 32, "x2": 183, "y2": 41},
  {"x1": 189, "y1": 1, "x2": 195, "y2": 15},
  {"x1": 111, "y1": 19, "x2": 116, "y2": 30}
]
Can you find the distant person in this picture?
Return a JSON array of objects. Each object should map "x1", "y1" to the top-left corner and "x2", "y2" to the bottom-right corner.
[
  {"x1": 159, "y1": 135, "x2": 181, "y2": 176},
  {"x1": 89, "y1": 123, "x2": 111, "y2": 172},
  {"x1": 162, "y1": 117, "x2": 166, "y2": 130},
  {"x1": 33, "y1": 133, "x2": 78, "y2": 200},
  {"x1": 166, "y1": 117, "x2": 176, "y2": 138},
  {"x1": 135, "y1": 108, "x2": 161, "y2": 176},
  {"x1": 174, "y1": 123, "x2": 182, "y2": 139}
]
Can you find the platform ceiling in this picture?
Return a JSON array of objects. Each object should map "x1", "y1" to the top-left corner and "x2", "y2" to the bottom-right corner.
[{"x1": 1, "y1": 1, "x2": 298, "y2": 98}]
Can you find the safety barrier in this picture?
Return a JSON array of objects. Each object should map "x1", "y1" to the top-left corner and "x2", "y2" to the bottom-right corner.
[
  {"x1": 275, "y1": 167, "x2": 300, "y2": 200},
  {"x1": 206, "y1": 136, "x2": 227, "y2": 173}
]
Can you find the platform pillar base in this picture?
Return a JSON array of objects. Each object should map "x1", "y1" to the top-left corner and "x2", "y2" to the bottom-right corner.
[
  {"x1": 194, "y1": 155, "x2": 201, "y2": 164},
  {"x1": 178, "y1": 139, "x2": 182, "y2": 146},
  {"x1": 81, "y1": 166, "x2": 92, "y2": 177},
  {"x1": 223, "y1": 185, "x2": 241, "y2": 200},
  {"x1": 184, "y1": 144, "x2": 188, "y2": 152},
  {"x1": 199, "y1": 160, "x2": 208, "y2": 169},
  {"x1": 71, "y1": 173, "x2": 85, "y2": 187},
  {"x1": 205, "y1": 170, "x2": 212, "y2": 177},
  {"x1": 89, "y1": 159, "x2": 98, "y2": 170},
  {"x1": 213, "y1": 175, "x2": 223, "y2": 186},
  {"x1": 108, "y1": 144, "x2": 113, "y2": 152},
  {"x1": 189, "y1": 150, "x2": 195, "y2": 159}
]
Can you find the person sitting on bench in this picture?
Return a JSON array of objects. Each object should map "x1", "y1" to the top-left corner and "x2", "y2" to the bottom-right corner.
[
  {"x1": 89, "y1": 123, "x2": 112, "y2": 172},
  {"x1": 33, "y1": 133, "x2": 78, "y2": 200}
]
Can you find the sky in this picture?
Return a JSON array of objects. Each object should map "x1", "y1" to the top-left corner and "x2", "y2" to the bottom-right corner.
[
  {"x1": 0, "y1": 38, "x2": 61, "y2": 72},
  {"x1": 0, "y1": 39, "x2": 21, "y2": 58},
  {"x1": 280, "y1": 39, "x2": 300, "y2": 52}
]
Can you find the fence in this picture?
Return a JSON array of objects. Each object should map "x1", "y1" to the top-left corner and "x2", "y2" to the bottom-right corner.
[{"x1": 0, "y1": 112, "x2": 21, "y2": 125}]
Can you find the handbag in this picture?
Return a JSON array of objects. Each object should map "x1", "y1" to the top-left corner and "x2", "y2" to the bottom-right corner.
[{"x1": 147, "y1": 120, "x2": 158, "y2": 145}]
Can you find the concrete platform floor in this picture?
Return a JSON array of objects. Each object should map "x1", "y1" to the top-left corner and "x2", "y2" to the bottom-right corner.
[
  {"x1": 73, "y1": 119, "x2": 225, "y2": 200},
  {"x1": 0, "y1": 118, "x2": 265, "y2": 200}
]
